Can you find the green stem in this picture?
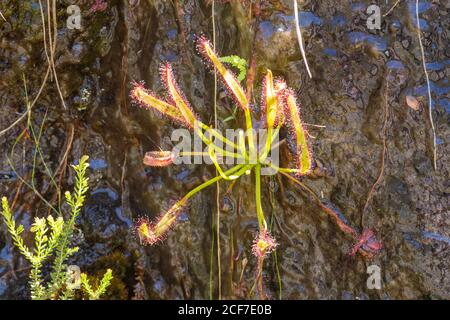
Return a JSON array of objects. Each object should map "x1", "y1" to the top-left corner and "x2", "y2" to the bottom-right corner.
[
  {"x1": 183, "y1": 164, "x2": 245, "y2": 200},
  {"x1": 228, "y1": 164, "x2": 254, "y2": 179},
  {"x1": 195, "y1": 125, "x2": 244, "y2": 161},
  {"x1": 244, "y1": 109, "x2": 256, "y2": 162},
  {"x1": 269, "y1": 164, "x2": 300, "y2": 174},
  {"x1": 259, "y1": 125, "x2": 281, "y2": 163},
  {"x1": 238, "y1": 129, "x2": 249, "y2": 160},
  {"x1": 208, "y1": 146, "x2": 235, "y2": 180},
  {"x1": 254, "y1": 164, "x2": 267, "y2": 230},
  {"x1": 199, "y1": 122, "x2": 240, "y2": 151}
]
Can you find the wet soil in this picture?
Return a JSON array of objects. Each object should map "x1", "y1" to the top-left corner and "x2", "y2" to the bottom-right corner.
[{"x1": 0, "y1": 0, "x2": 449, "y2": 299}]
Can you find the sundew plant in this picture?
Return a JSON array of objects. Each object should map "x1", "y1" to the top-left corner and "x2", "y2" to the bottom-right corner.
[{"x1": 130, "y1": 36, "x2": 382, "y2": 298}]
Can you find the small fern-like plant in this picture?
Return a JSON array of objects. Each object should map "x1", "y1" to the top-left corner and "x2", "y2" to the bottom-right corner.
[
  {"x1": 219, "y1": 55, "x2": 248, "y2": 82},
  {"x1": 80, "y1": 269, "x2": 113, "y2": 300},
  {"x1": 1, "y1": 155, "x2": 113, "y2": 300}
]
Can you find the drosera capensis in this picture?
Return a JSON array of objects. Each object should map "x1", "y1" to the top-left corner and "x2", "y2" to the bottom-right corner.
[{"x1": 130, "y1": 36, "x2": 382, "y2": 298}]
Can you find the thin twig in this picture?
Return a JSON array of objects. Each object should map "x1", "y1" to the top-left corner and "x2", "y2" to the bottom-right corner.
[
  {"x1": 39, "y1": 1, "x2": 51, "y2": 66},
  {"x1": 293, "y1": 0, "x2": 312, "y2": 78},
  {"x1": 0, "y1": 47, "x2": 50, "y2": 138},
  {"x1": 7, "y1": 139, "x2": 60, "y2": 217},
  {"x1": 45, "y1": 123, "x2": 75, "y2": 216},
  {"x1": 280, "y1": 171, "x2": 358, "y2": 238},
  {"x1": 0, "y1": 112, "x2": 28, "y2": 137},
  {"x1": 362, "y1": 73, "x2": 390, "y2": 217},
  {"x1": 1, "y1": 1, "x2": 66, "y2": 137},
  {"x1": 11, "y1": 179, "x2": 25, "y2": 211},
  {"x1": 53, "y1": 123, "x2": 75, "y2": 178},
  {"x1": 303, "y1": 122, "x2": 326, "y2": 128},
  {"x1": 212, "y1": 0, "x2": 222, "y2": 301},
  {"x1": 415, "y1": 0, "x2": 437, "y2": 170},
  {"x1": 49, "y1": 0, "x2": 67, "y2": 110},
  {"x1": 383, "y1": 0, "x2": 402, "y2": 17},
  {"x1": 0, "y1": 65, "x2": 49, "y2": 137},
  {"x1": 0, "y1": 10, "x2": 6, "y2": 22}
]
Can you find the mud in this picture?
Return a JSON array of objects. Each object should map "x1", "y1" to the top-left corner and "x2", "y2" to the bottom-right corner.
[{"x1": 0, "y1": 0, "x2": 448, "y2": 299}]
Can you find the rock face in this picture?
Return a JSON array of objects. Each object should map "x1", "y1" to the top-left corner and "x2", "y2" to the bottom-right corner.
[{"x1": 0, "y1": 1, "x2": 448, "y2": 299}]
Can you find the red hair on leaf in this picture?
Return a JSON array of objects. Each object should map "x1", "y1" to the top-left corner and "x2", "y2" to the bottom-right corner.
[
  {"x1": 283, "y1": 89, "x2": 314, "y2": 176},
  {"x1": 196, "y1": 35, "x2": 250, "y2": 112},
  {"x1": 135, "y1": 198, "x2": 188, "y2": 246},
  {"x1": 261, "y1": 70, "x2": 287, "y2": 129},
  {"x1": 143, "y1": 151, "x2": 175, "y2": 167},
  {"x1": 252, "y1": 229, "x2": 277, "y2": 259},
  {"x1": 130, "y1": 81, "x2": 187, "y2": 126},
  {"x1": 159, "y1": 63, "x2": 199, "y2": 128}
]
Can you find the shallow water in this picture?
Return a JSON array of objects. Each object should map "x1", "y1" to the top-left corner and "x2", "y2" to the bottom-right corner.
[{"x1": 0, "y1": 0, "x2": 448, "y2": 299}]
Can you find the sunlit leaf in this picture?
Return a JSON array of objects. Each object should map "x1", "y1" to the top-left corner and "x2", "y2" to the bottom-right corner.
[
  {"x1": 130, "y1": 81, "x2": 187, "y2": 125},
  {"x1": 284, "y1": 90, "x2": 313, "y2": 175},
  {"x1": 261, "y1": 70, "x2": 286, "y2": 129},
  {"x1": 197, "y1": 36, "x2": 250, "y2": 111},
  {"x1": 160, "y1": 63, "x2": 199, "y2": 128}
]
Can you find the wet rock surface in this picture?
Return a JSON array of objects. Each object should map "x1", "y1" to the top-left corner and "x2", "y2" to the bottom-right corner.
[{"x1": 0, "y1": 0, "x2": 448, "y2": 299}]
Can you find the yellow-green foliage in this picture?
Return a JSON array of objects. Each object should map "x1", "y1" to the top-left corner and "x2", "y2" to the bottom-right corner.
[
  {"x1": 1, "y1": 156, "x2": 113, "y2": 300},
  {"x1": 219, "y1": 55, "x2": 248, "y2": 82},
  {"x1": 80, "y1": 269, "x2": 113, "y2": 300}
]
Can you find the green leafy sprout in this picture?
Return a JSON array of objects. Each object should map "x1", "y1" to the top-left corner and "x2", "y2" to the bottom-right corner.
[{"x1": 219, "y1": 55, "x2": 248, "y2": 82}]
